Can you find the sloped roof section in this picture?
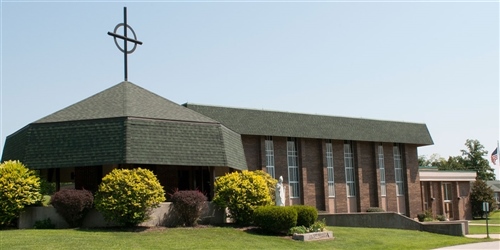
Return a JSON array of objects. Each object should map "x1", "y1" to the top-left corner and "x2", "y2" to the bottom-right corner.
[
  {"x1": 184, "y1": 104, "x2": 434, "y2": 146},
  {"x1": 125, "y1": 118, "x2": 247, "y2": 170},
  {"x1": 36, "y1": 81, "x2": 217, "y2": 124},
  {"x1": 2, "y1": 82, "x2": 247, "y2": 170}
]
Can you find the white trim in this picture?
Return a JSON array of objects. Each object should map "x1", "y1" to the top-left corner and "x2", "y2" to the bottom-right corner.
[{"x1": 419, "y1": 171, "x2": 476, "y2": 182}]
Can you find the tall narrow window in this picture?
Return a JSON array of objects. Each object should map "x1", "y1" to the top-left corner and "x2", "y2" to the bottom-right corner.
[
  {"x1": 443, "y1": 183, "x2": 452, "y2": 201},
  {"x1": 326, "y1": 140, "x2": 335, "y2": 197},
  {"x1": 287, "y1": 137, "x2": 300, "y2": 198},
  {"x1": 265, "y1": 136, "x2": 275, "y2": 178},
  {"x1": 393, "y1": 144, "x2": 404, "y2": 196},
  {"x1": 344, "y1": 141, "x2": 356, "y2": 197},
  {"x1": 378, "y1": 144, "x2": 386, "y2": 197}
]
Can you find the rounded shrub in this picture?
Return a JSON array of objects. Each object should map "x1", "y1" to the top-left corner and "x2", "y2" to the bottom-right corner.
[
  {"x1": 170, "y1": 190, "x2": 208, "y2": 227},
  {"x1": 292, "y1": 205, "x2": 318, "y2": 227},
  {"x1": 50, "y1": 189, "x2": 93, "y2": 227},
  {"x1": 94, "y1": 168, "x2": 166, "y2": 227},
  {"x1": 0, "y1": 160, "x2": 42, "y2": 226},
  {"x1": 213, "y1": 170, "x2": 272, "y2": 225},
  {"x1": 253, "y1": 206, "x2": 297, "y2": 234}
]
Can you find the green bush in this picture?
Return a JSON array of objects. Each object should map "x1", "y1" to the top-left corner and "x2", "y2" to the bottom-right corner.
[
  {"x1": 417, "y1": 213, "x2": 426, "y2": 222},
  {"x1": 292, "y1": 205, "x2": 318, "y2": 227},
  {"x1": 170, "y1": 190, "x2": 208, "y2": 227},
  {"x1": 366, "y1": 207, "x2": 385, "y2": 212},
  {"x1": 0, "y1": 160, "x2": 42, "y2": 226},
  {"x1": 253, "y1": 206, "x2": 297, "y2": 234},
  {"x1": 213, "y1": 171, "x2": 272, "y2": 225},
  {"x1": 50, "y1": 189, "x2": 93, "y2": 227},
  {"x1": 94, "y1": 168, "x2": 166, "y2": 227},
  {"x1": 289, "y1": 225, "x2": 308, "y2": 234},
  {"x1": 33, "y1": 218, "x2": 56, "y2": 229},
  {"x1": 38, "y1": 177, "x2": 56, "y2": 195},
  {"x1": 436, "y1": 214, "x2": 446, "y2": 221},
  {"x1": 309, "y1": 218, "x2": 326, "y2": 232}
]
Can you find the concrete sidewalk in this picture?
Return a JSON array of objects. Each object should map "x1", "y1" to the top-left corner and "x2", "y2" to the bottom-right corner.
[
  {"x1": 434, "y1": 240, "x2": 500, "y2": 250},
  {"x1": 465, "y1": 234, "x2": 500, "y2": 239}
]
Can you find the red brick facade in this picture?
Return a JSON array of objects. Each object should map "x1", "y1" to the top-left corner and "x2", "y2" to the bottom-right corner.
[{"x1": 242, "y1": 135, "x2": 423, "y2": 218}]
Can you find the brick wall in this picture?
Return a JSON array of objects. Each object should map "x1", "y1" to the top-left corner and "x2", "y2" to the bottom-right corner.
[
  {"x1": 299, "y1": 138, "x2": 325, "y2": 210},
  {"x1": 404, "y1": 144, "x2": 422, "y2": 218},
  {"x1": 356, "y1": 141, "x2": 377, "y2": 212},
  {"x1": 238, "y1": 135, "x2": 424, "y2": 216}
]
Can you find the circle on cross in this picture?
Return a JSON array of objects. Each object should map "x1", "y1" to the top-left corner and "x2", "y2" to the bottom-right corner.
[{"x1": 112, "y1": 23, "x2": 139, "y2": 54}]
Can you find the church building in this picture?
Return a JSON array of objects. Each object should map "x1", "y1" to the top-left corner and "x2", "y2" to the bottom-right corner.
[{"x1": 1, "y1": 81, "x2": 434, "y2": 219}]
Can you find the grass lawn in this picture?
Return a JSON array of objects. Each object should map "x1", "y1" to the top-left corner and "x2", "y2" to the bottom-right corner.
[
  {"x1": 0, "y1": 226, "x2": 493, "y2": 250},
  {"x1": 469, "y1": 225, "x2": 500, "y2": 234},
  {"x1": 470, "y1": 210, "x2": 500, "y2": 225}
]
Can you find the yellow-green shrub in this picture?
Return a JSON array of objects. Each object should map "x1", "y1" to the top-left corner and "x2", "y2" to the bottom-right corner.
[
  {"x1": 253, "y1": 170, "x2": 278, "y2": 203},
  {"x1": 94, "y1": 168, "x2": 165, "y2": 227},
  {"x1": 0, "y1": 160, "x2": 42, "y2": 226},
  {"x1": 213, "y1": 170, "x2": 272, "y2": 225}
]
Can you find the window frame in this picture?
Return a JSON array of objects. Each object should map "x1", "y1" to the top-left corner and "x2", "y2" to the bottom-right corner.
[
  {"x1": 287, "y1": 137, "x2": 300, "y2": 198},
  {"x1": 326, "y1": 140, "x2": 335, "y2": 197},
  {"x1": 265, "y1": 136, "x2": 275, "y2": 179}
]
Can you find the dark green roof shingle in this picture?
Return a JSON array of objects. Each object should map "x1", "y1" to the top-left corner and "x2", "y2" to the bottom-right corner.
[
  {"x1": 2, "y1": 82, "x2": 247, "y2": 170},
  {"x1": 184, "y1": 104, "x2": 433, "y2": 146}
]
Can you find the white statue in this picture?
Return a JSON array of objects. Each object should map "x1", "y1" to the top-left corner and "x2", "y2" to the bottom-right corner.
[{"x1": 275, "y1": 176, "x2": 285, "y2": 206}]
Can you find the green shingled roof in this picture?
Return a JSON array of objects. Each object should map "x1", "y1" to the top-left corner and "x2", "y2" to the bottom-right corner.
[
  {"x1": 2, "y1": 82, "x2": 247, "y2": 170},
  {"x1": 36, "y1": 81, "x2": 217, "y2": 124},
  {"x1": 184, "y1": 104, "x2": 434, "y2": 146}
]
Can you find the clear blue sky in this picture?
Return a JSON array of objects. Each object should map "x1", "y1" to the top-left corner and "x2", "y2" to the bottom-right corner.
[{"x1": 1, "y1": 1, "x2": 499, "y2": 178}]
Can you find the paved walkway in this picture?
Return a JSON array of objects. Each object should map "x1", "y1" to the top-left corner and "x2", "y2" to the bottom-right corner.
[
  {"x1": 433, "y1": 234, "x2": 500, "y2": 250},
  {"x1": 434, "y1": 240, "x2": 500, "y2": 250}
]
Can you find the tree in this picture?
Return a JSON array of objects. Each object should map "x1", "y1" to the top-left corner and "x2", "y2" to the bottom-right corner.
[
  {"x1": 420, "y1": 139, "x2": 496, "y2": 181},
  {"x1": 470, "y1": 179, "x2": 496, "y2": 218},
  {"x1": 438, "y1": 156, "x2": 465, "y2": 171},
  {"x1": 460, "y1": 139, "x2": 495, "y2": 180}
]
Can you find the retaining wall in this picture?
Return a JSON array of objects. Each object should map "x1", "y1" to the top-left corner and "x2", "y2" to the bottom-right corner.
[
  {"x1": 318, "y1": 212, "x2": 468, "y2": 236},
  {"x1": 18, "y1": 202, "x2": 226, "y2": 229}
]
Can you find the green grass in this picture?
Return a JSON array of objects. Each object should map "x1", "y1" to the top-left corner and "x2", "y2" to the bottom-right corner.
[
  {"x1": 469, "y1": 225, "x2": 500, "y2": 234},
  {"x1": 470, "y1": 210, "x2": 500, "y2": 225},
  {"x1": 0, "y1": 226, "x2": 492, "y2": 250}
]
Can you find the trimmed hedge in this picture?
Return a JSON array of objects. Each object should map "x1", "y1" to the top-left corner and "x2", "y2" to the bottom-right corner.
[
  {"x1": 292, "y1": 205, "x2": 317, "y2": 227},
  {"x1": 253, "y1": 206, "x2": 297, "y2": 234},
  {"x1": 170, "y1": 190, "x2": 207, "y2": 227},
  {"x1": 50, "y1": 189, "x2": 93, "y2": 227}
]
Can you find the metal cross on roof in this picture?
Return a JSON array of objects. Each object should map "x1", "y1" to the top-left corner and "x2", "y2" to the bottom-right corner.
[{"x1": 107, "y1": 7, "x2": 143, "y2": 82}]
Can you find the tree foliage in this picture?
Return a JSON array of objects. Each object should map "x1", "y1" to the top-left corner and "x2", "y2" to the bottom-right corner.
[
  {"x1": 419, "y1": 139, "x2": 495, "y2": 180},
  {"x1": 212, "y1": 170, "x2": 273, "y2": 225},
  {"x1": 460, "y1": 139, "x2": 495, "y2": 180},
  {"x1": 94, "y1": 168, "x2": 166, "y2": 227},
  {"x1": 0, "y1": 160, "x2": 42, "y2": 226},
  {"x1": 470, "y1": 179, "x2": 496, "y2": 218}
]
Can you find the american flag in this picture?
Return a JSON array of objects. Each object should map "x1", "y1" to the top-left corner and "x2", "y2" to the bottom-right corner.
[{"x1": 491, "y1": 147, "x2": 498, "y2": 165}]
